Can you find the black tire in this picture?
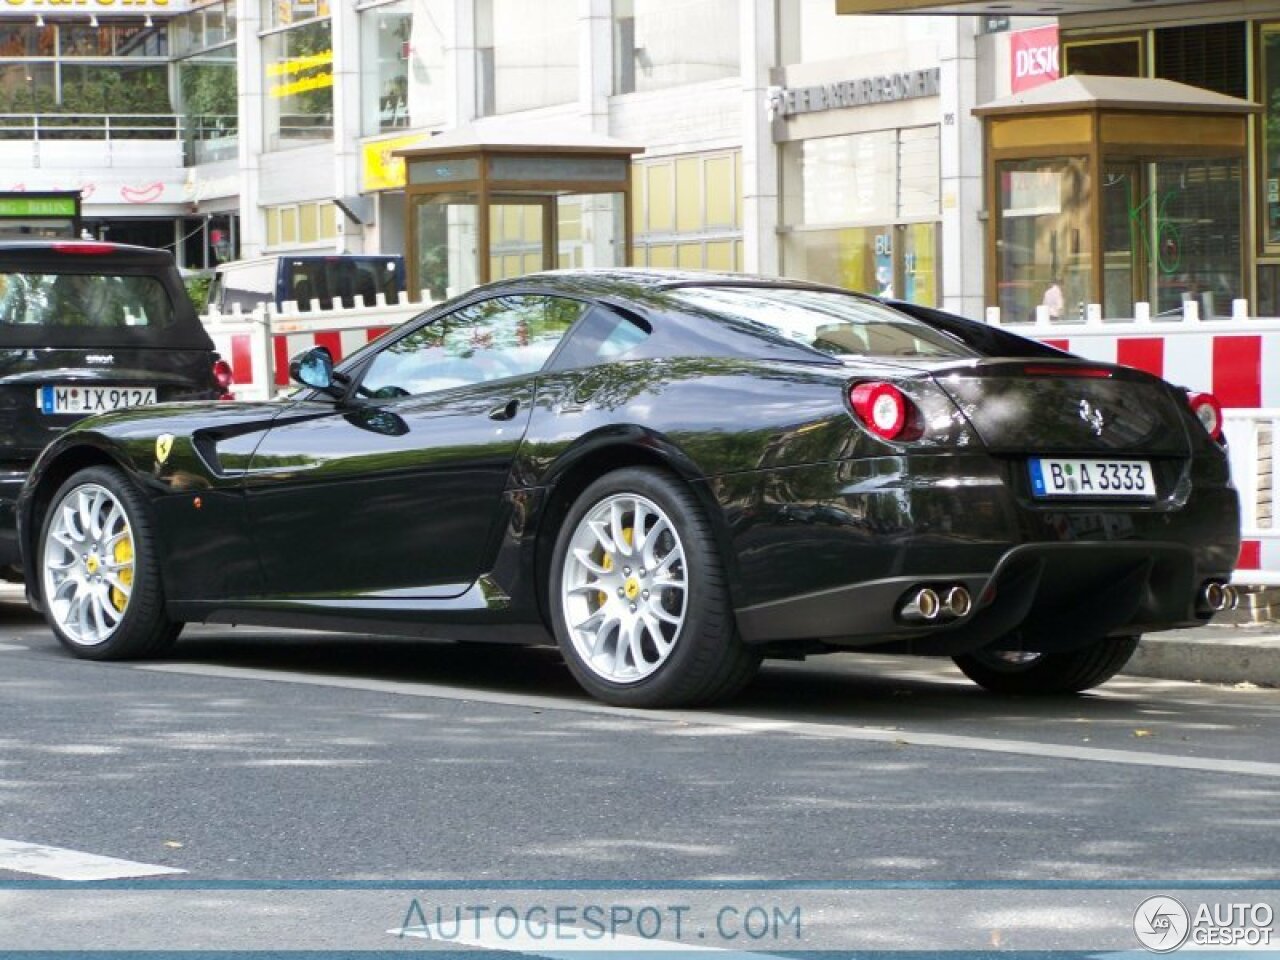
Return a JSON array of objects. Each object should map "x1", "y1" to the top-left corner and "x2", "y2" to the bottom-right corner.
[
  {"x1": 38, "y1": 465, "x2": 182, "y2": 661},
  {"x1": 548, "y1": 466, "x2": 760, "y2": 708},
  {"x1": 953, "y1": 636, "x2": 1140, "y2": 695}
]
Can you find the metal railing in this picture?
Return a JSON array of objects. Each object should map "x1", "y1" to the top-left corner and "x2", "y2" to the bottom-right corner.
[{"x1": 0, "y1": 112, "x2": 185, "y2": 142}]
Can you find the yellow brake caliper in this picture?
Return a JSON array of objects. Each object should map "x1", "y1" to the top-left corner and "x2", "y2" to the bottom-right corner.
[
  {"x1": 111, "y1": 536, "x2": 134, "y2": 612},
  {"x1": 595, "y1": 527, "x2": 634, "y2": 607}
]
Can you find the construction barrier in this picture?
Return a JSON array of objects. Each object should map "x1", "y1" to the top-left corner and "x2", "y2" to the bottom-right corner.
[{"x1": 202, "y1": 292, "x2": 434, "y2": 403}]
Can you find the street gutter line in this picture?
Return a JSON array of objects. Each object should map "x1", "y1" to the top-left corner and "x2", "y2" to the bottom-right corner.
[
  {"x1": 0, "y1": 838, "x2": 186, "y2": 881},
  {"x1": 140, "y1": 662, "x2": 1280, "y2": 780}
]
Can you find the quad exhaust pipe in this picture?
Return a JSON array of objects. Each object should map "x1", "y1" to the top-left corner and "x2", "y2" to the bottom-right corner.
[
  {"x1": 899, "y1": 585, "x2": 972, "y2": 624},
  {"x1": 1201, "y1": 580, "x2": 1239, "y2": 613}
]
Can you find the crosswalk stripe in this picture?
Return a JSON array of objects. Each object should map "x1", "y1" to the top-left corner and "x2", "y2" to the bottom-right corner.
[{"x1": 0, "y1": 838, "x2": 185, "y2": 881}]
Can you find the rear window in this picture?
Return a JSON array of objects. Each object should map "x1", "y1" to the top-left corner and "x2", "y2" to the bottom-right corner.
[
  {"x1": 286, "y1": 258, "x2": 400, "y2": 310},
  {"x1": 669, "y1": 286, "x2": 976, "y2": 360},
  {"x1": 0, "y1": 271, "x2": 174, "y2": 329}
]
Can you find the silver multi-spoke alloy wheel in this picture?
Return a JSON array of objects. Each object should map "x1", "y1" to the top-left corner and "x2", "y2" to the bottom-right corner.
[
  {"x1": 560, "y1": 492, "x2": 688, "y2": 684},
  {"x1": 42, "y1": 482, "x2": 136, "y2": 647}
]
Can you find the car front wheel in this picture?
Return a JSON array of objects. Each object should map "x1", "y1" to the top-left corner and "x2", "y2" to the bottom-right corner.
[
  {"x1": 952, "y1": 636, "x2": 1140, "y2": 695},
  {"x1": 39, "y1": 465, "x2": 181, "y2": 660},
  {"x1": 549, "y1": 467, "x2": 759, "y2": 708}
]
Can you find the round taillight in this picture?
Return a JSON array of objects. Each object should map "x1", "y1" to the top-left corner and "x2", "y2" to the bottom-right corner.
[
  {"x1": 1188, "y1": 391, "x2": 1223, "y2": 441},
  {"x1": 850, "y1": 381, "x2": 911, "y2": 441},
  {"x1": 212, "y1": 358, "x2": 234, "y2": 390}
]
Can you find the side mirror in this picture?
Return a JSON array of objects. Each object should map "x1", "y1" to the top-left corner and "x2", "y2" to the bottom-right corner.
[{"x1": 289, "y1": 346, "x2": 335, "y2": 392}]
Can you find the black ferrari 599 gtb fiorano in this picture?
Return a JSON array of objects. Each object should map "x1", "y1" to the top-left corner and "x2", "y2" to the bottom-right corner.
[{"x1": 17, "y1": 271, "x2": 1240, "y2": 707}]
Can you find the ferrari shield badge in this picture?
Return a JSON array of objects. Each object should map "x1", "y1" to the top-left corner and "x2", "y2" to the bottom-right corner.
[{"x1": 155, "y1": 434, "x2": 175, "y2": 465}]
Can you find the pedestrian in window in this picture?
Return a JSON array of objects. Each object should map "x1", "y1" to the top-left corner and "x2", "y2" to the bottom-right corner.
[{"x1": 1042, "y1": 277, "x2": 1064, "y2": 321}]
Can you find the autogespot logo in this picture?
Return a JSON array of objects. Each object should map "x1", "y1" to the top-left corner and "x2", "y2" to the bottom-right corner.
[{"x1": 1134, "y1": 896, "x2": 1191, "y2": 953}]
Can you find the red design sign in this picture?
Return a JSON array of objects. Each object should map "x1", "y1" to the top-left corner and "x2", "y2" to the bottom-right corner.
[{"x1": 1011, "y1": 25, "x2": 1059, "y2": 94}]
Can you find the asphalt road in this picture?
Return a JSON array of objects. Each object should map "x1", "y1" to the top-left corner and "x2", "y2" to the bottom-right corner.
[{"x1": 1, "y1": 588, "x2": 1278, "y2": 952}]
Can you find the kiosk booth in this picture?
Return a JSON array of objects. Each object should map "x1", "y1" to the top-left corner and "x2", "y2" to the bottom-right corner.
[
  {"x1": 975, "y1": 76, "x2": 1259, "y2": 323},
  {"x1": 396, "y1": 129, "x2": 641, "y2": 299}
]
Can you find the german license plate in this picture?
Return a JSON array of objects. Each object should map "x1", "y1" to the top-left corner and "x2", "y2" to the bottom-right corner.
[
  {"x1": 37, "y1": 385, "x2": 156, "y2": 415},
  {"x1": 1029, "y1": 457, "x2": 1156, "y2": 498}
]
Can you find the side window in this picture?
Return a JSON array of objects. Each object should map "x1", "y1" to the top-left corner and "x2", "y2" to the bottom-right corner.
[
  {"x1": 549, "y1": 305, "x2": 651, "y2": 370},
  {"x1": 358, "y1": 294, "x2": 587, "y2": 398}
]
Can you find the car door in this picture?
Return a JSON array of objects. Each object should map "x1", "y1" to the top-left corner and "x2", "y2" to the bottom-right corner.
[{"x1": 242, "y1": 293, "x2": 589, "y2": 599}]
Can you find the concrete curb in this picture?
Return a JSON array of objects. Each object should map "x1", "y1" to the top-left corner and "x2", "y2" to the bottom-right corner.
[{"x1": 1125, "y1": 626, "x2": 1280, "y2": 687}]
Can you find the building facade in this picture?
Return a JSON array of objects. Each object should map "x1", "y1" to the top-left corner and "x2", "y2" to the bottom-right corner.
[{"x1": 0, "y1": 0, "x2": 996, "y2": 316}]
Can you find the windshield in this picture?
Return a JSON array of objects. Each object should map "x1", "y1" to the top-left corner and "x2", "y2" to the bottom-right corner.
[
  {"x1": 669, "y1": 286, "x2": 976, "y2": 360},
  {"x1": 0, "y1": 271, "x2": 174, "y2": 328}
]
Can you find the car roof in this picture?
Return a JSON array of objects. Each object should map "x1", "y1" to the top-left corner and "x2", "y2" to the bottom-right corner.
[
  {"x1": 471, "y1": 268, "x2": 862, "y2": 301},
  {"x1": 0, "y1": 240, "x2": 175, "y2": 266}
]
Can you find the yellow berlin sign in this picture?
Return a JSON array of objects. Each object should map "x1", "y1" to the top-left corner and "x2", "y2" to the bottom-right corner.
[{"x1": 362, "y1": 133, "x2": 428, "y2": 193}]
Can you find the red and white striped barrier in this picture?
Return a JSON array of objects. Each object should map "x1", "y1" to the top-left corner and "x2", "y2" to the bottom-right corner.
[
  {"x1": 202, "y1": 293, "x2": 434, "y2": 403},
  {"x1": 1002, "y1": 314, "x2": 1280, "y2": 586}
]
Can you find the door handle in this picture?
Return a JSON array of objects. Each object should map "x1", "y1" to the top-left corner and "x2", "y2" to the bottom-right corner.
[{"x1": 488, "y1": 398, "x2": 519, "y2": 421}]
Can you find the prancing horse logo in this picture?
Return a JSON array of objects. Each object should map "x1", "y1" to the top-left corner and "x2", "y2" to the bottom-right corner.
[
  {"x1": 155, "y1": 434, "x2": 174, "y2": 465},
  {"x1": 1078, "y1": 398, "x2": 1106, "y2": 436}
]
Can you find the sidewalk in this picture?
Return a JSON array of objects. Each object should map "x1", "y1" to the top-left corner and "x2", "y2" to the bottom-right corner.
[{"x1": 1125, "y1": 623, "x2": 1280, "y2": 687}]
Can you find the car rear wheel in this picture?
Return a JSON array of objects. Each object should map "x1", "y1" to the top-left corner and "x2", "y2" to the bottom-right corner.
[
  {"x1": 549, "y1": 467, "x2": 760, "y2": 707},
  {"x1": 952, "y1": 636, "x2": 1140, "y2": 695},
  {"x1": 39, "y1": 465, "x2": 181, "y2": 660}
]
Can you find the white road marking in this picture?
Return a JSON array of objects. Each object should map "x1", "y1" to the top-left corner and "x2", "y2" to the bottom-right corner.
[
  {"x1": 0, "y1": 642, "x2": 28, "y2": 651},
  {"x1": 141, "y1": 662, "x2": 1280, "y2": 779},
  {"x1": 389, "y1": 917, "x2": 776, "y2": 957},
  {"x1": 0, "y1": 838, "x2": 185, "y2": 881}
]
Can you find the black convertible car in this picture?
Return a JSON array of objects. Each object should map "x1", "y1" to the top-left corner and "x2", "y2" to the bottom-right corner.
[{"x1": 17, "y1": 271, "x2": 1240, "y2": 707}]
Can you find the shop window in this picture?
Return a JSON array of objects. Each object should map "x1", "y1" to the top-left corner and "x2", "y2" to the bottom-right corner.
[
  {"x1": 780, "y1": 225, "x2": 937, "y2": 306},
  {"x1": 475, "y1": 0, "x2": 577, "y2": 116},
  {"x1": 632, "y1": 150, "x2": 742, "y2": 271},
  {"x1": 1063, "y1": 37, "x2": 1142, "y2": 78},
  {"x1": 263, "y1": 17, "x2": 333, "y2": 150},
  {"x1": 612, "y1": 0, "x2": 738, "y2": 95}
]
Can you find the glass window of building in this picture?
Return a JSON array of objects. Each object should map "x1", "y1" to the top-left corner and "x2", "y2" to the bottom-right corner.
[
  {"x1": 360, "y1": 0, "x2": 449, "y2": 136},
  {"x1": 1155, "y1": 22, "x2": 1246, "y2": 100},
  {"x1": 1264, "y1": 27, "x2": 1280, "y2": 249},
  {"x1": 631, "y1": 150, "x2": 742, "y2": 271},
  {"x1": 994, "y1": 158, "x2": 1092, "y2": 324},
  {"x1": 612, "y1": 0, "x2": 738, "y2": 95},
  {"x1": 264, "y1": 201, "x2": 339, "y2": 250},
  {"x1": 263, "y1": 16, "x2": 334, "y2": 150},
  {"x1": 0, "y1": 18, "x2": 169, "y2": 116},
  {"x1": 1063, "y1": 37, "x2": 1142, "y2": 78},
  {"x1": 175, "y1": 1, "x2": 239, "y2": 164},
  {"x1": 780, "y1": 128, "x2": 940, "y2": 305},
  {"x1": 476, "y1": 0, "x2": 577, "y2": 115},
  {"x1": 0, "y1": 22, "x2": 57, "y2": 58},
  {"x1": 262, "y1": 0, "x2": 330, "y2": 30}
]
